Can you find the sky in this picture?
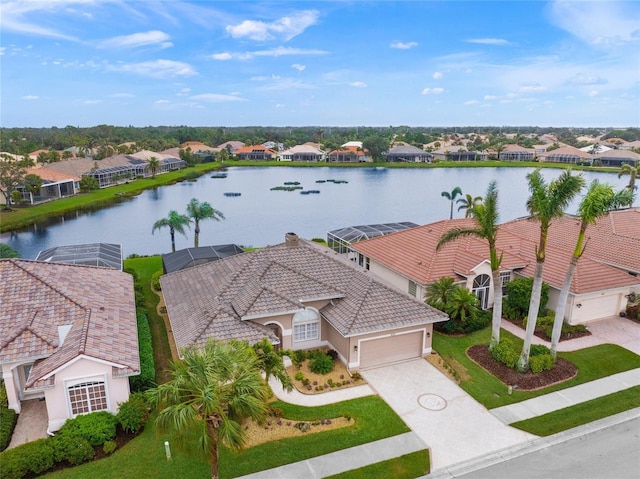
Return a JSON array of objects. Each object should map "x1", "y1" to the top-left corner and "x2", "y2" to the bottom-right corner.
[{"x1": 1, "y1": 1, "x2": 639, "y2": 128}]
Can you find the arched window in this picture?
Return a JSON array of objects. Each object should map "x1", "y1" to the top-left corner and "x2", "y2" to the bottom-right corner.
[
  {"x1": 472, "y1": 274, "x2": 491, "y2": 310},
  {"x1": 292, "y1": 308, "x2": 319, "y2": 342}
]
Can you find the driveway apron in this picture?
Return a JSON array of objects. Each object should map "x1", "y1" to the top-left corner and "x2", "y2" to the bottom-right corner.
[{"x1": 362, "y1": 359, "x2": 535, "y2": 470}]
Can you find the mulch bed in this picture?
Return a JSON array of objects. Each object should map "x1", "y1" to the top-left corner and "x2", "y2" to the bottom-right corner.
[
  {"x1": 502, "y1": 317, "x2": 591, "y2": 342},
  {"x1": 467, "y1": 345, "x2": 578, "y2": 390}
]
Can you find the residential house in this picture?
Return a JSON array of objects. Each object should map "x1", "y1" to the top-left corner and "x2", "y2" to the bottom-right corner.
[
  {"x1": 498, "y1": 144, "x2": 535, "y2": 161},
  {"x1": 234, "y1": 145, "x2": 277, "y2": 161},
  {"x1": 160, "y1": 234, "x2": 448, "y2": 370},
  {"x1": 350, "y1": 209, "x2": 640, "y2": 325},
  {"x1": 386, "y1": 145, "x2": 433, "y2": 163},
  {"x1": 0, "y1": 259, "x2": 139, "y2": 432},
  {"x1": 17, "y1": 167, "x2": 80, "y2": 205},
  {"x1": 592, "y1": 149, "x2": 640, "y2": 168},
  {"x1": 539, "y1": 146, "x2": 593, "y2": 165},
  {"x1": 327, "y1": 145, "x2": 371, "y2": 163},
  {"x1": 217, "y1": 141, "x2": 245, "y2": 153},
  {"x1": 431, "y1": 146, "x2": 481, "y2": 162},
  {"x1": 277, "y1": 144, "x2": 325, "y2": 162}
]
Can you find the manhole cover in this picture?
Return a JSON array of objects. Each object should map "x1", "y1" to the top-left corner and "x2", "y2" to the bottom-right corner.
[{"x1": 417, "y1": 393, "x2": 447, "y2": 411}]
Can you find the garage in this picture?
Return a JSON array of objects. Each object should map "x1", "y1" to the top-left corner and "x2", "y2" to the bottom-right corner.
[
  {"x1": 358, "y1": 331, "x2": 424, "y2": 369},
  {"x1": 571, "y1": 293, "x2": 623, "y2": 324}
]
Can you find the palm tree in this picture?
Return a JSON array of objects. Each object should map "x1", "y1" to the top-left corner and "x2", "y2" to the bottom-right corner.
[
  {"x1": 550, "y1": 183, "x2": 633, "y2": 358},
  {"x1": 445, "y1": 286, "x2": 481, "y2": 324},
  {"x1": 147, "y1": 339, "x2": 269, "y2": 479},
  {"x1": 618, "y1": 163, "x2": 638, "y2": 192},
  {"x1": 437, "y1": 181, "x2": 503, "y2": 349},
  {"x1": 441, "y1": 186, "x2": 463, "y2": 219},
  {"x1": 517, "y1": 169, "x2": 585, "y2": 372},
  {"x1": 152, "y1": 210, "x2": 191, "y2": 252},
  {"x1": 424, "y1": 277, "x2": 457, "y2": 311},
  {"x1": 252, "y1": 338, "x2": 293, "y2": 391},
  {"x1": 186, "y1": 198, "x2": 225, "y2": 248},
  {"x1": 148, "y1": 156, "x2": 160, "y2": 178},
  {"x1": 457, "y1": 193, "x2": 482, "y2": 218}
]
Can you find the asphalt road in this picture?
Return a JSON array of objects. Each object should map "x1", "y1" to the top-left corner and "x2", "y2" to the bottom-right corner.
[{"x1": 458, "y1": 417, "x2": 640, "y2": 479}]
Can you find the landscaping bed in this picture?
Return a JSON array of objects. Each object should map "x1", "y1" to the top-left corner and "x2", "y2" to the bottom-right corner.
[
  {"x1": 503, "y1": 316, "x2": 591, "y2": 342},
  {"x1": 286, "y1": 349, "x2": 366, "y2": 394},
  {"x1": 467, "y1": 344, "x2": 578, "y2": 390}
]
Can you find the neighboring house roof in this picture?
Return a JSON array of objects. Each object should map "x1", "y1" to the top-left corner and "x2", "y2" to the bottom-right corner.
[
  {"x1": 0, "y1": 259, "x2": 139, "y2": 388},
  {"x1": 592, "y1": 149, "x2": 640, "y2": 162},
  {"x1": 329, "y1": 145, "x2": 369, "y2": 156},
  {"x1": 277, "y1": 144, "x2": 325, "y2": 156},
  {"x1": 342, "y1": 141, "x2": 363, "y2": 148},
  {"x1": 161, "y1": 237, "x2": 447, "y2": 352},
  {"x1": 541, "y1": 146, "x2": 592, "y2": 159},
  {"x1": 218, "y1": 141, "x2": 245, "y2": 151},
  {"x1": 579, "y1": 144, "x2": 612, "y2": 153},
  {"x1": 387, "y1": 145, "x2": 428, "y2": 155},
  {"x1": 26, "y1": 167, "x2": 80, "y2": 182},
  {"x1": 36, "y1": 243, "x2": 123, "y2": 270},
  {"x1": 328, "y1": 222, "x2": 419, "y2": 244},
  {"x1": 162, "y1": 244, "x2": 245, "y2": 273},
  {"x1": 234, "y1": 145, "x2": 276, "y2": 154}
]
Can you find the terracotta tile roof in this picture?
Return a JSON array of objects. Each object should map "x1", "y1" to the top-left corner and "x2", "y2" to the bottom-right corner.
[
  {"x1": 26, "y1": 167, "x2": 80, "y2": 182},
  {"x1": 0, "y1": 260, "x2": 139, "y2": 386},
  {"x1": 161, "y1": 238, "x2": 448, "y2": 350},
  {"x1": 234, "y1": 145, "x2": 276, "y2": 154}
]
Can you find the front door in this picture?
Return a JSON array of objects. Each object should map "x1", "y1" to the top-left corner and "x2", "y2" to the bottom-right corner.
[
  {"x1": 266, "y1": 323, "x2": 283, "y2": 350},
  {"x1": 472, "y1": 274, "x2": 491, "y2": 310}
]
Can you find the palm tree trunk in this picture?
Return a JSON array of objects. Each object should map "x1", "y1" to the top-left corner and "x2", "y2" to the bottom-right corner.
[
  {"x1": 194, "y1": 220, "x2": 200, "y2": 248},
  {"x1": 517, "y1": 261, "x2": 544, "y2": 372},
  {"x1": 207, "y1": 421, "x2": 219, "y2": 479},
  {"x1": 170, "y1": 228, "x2": 176, "y2": 252},
  {"x1": 449, "y1": 201, "x2": 454, "y2": 220},
  {"x1": 550, "y1": 257, "x2": 578, "y2": 358},
  {"x1": 490, "y1": 269, "x2": 502, "y2": 350}
]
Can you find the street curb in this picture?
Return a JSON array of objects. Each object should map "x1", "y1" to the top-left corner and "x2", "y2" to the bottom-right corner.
[{"x1": 425, "y1": 407, "x2": 640, "y2": 478}]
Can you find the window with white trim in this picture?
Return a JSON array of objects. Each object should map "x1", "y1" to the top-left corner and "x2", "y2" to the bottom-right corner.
[
  {"x1": 68, "y1": 381, "x2": 107, "y2": 415},
  {"x1": 500, "y1": 271, "x2": 512, "y2": 295},
  {"x1": 292, "y1": 308, "x2": 320, "y2": 342}
]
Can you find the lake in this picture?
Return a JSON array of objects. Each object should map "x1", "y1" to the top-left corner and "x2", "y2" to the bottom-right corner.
[{"x1": 1, "y1": 166, "x2": 634, "y2": 259}]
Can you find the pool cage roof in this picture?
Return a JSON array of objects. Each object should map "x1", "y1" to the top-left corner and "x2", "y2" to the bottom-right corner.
[
  {"x1": 162, "y1": 244, "x2": 245, "y2": 273},
  {"x1": 36, "y1": 243, "x2": 123, "y2": 270},
  {"x1": 328, "y1": 222, "x2": 419, "y2": 245}
]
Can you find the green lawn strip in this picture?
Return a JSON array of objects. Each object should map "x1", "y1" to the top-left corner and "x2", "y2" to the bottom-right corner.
[
  {"x1": 433, "y1": 328, "x2": 640, "y2": 410},
  {"x1": 44, "y1": 396, "x2": 408, "y2": 479},
  {"x1": 124, "y1": 256, "x2": 172, "y2": 384},
  {"x1": 324, "y1": 450, "x2": 430, "y2": 479},
  {"x1": 510, "y1": 386, "x2": 640, "y2": 436}
]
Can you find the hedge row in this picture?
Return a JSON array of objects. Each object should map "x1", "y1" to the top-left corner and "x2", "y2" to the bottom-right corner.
[
  {"x1": 0, "y1": 381, "x2": 17, "y2": 452},
  {"x1": 130, "y1": 310, "x2": 155, "y2": 392}
]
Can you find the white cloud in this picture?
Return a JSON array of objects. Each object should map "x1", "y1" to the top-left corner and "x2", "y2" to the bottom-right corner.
[
  {"x1": 390, "y1": 41, "x2": 418, "y2": 49},
  {"x1": 588, "y1": 90, "x2": 599, "y2": 97},
  {"x1": 275, "y1": 104, "x2": 285, "y2": 109},
  {"x1": 226, "y1": 10, "x2": 319, "y2": 41},
  {"x1": 566, "y1": 73, "x2": 607, "y2": 86},
  {"x1": 466, "y1": 38, "x2": 510, "y2": 46},
  {"x1": 0, "y1": 47, "x2": 5, "y2": 56},
  {"x1": 422, "y1": 87, "x2": 445, "y2": 95},
  {"x1": 464, "y1": 100, "x2": 480, "y2": 105},
  {"x1": 110, "y1": 93, "x2": 135, "y2": 98},
  {"x1": 100, "y1": 31, "x2": 173, "y2": 49},
  {"x1": 190, "y1": 93, "x2": 248, "y2": 102},
  {"x1": 177, "y1": 87, "x2": 191, "y2": 97},
  {"x1": 0, "y1": 1, "x2": 78, "y2": 40},
  {"x1": 349, "y1": 81, "x2": 367, "y2": 88},
  {"x1": 22, "y1": 95, "x2": 39, "y2": 100},
  {"x1": 211, "y1": 46, "x2": 327, "y2": 61},
  {"x1": 484, "y1": 95, "x2": 498, "y2": 100},
  {"x1": 291, "y1": 63, "x2": 306, "y2": 71},
  {"x1": 433, "y1": 72, "x2": 443, "y2": 79},
  {"x1": 107, "y1": 59, "x2": 197, "y2": 78},
  {"x1": 155, "y1": 99, "x2": 170, "y2": 104},
  {"x1": 251, "y1": 75, "x2": 282, "y2": 82},
  {"x1": 83, "y1": 99, "x2": 101, "y2": 105},
  {"x1": 518, "y1": 84, "x2": 546, "y2": 93}
]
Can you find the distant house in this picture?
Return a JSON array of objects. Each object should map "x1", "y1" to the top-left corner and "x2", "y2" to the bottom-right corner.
[
  {"x1": 592, "y1": 149, "x2": 640, "y2": 168},
  {"x1": 234, "y1": 145, "x2": 277, "y2": 161},
  {"x1": 327, "y1": 146, "x2": 371, "y2": 163},
  {"x1": 17, "y1": 167, "x2": 80, "y2": 204},
  {"x1": 386, "y1": 145, "x2": 432, "y2": 163},
  {"x1": 498, "y1": 144, "x2": 535, "y2": 161},
  {"x1": 431, "y1": 146, "x2": 480, "y2": 162},
  {"x1": 0, "y1": 259, "x2": 139, "y2": 432},
  {"x1": 277, "y1": 144, "x2": 325, "y2": 162},
  {"x1": 161, "y1": 234, "x2": 448, "y2": 370},
  {"x1": 217, "y1": 141, "x2": 245, "y2": 153},
  {"x1": 539, "y1": 146, "x2": 592, "y2": 164},
  {"x1": 162, "y1": 244, "x2": 245, "y2": 274}
]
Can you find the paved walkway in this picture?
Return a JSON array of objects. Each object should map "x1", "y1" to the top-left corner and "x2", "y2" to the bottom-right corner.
[{"x1": 7, "y1": 399, "x2": 49, "y2": 449}]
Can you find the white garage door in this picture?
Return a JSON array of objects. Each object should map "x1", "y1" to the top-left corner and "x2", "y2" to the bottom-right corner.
[
  {"x1": 575, "y1": 295, "x2": 621, "y2": 323},
  {"x1": 359, "y1": 331, "x2": 423, "y2": 369}
]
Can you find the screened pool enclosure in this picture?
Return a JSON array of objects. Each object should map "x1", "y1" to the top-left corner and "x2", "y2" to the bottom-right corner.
[{"x1": 327, "y1": 222, "x2": 418, "y2": 254}]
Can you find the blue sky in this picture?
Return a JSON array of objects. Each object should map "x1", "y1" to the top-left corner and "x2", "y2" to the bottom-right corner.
[{"x1": 1, "y1": 1, "x2": 639, "y2": 128}]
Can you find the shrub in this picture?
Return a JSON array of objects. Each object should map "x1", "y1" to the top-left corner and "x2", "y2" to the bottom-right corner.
[
  {"x1": 504, "y1": 278, "x2": 550, "y2": 320},
  {"x1": 117, "y1": 392, "x2": 149, "y2": 434},
  {"x1": 53, "y1": 434, "x2": 95, "y2": 465},
  {"x1": 0, "y1": 380, "x2": 8, "y2": 408},
  {"x1": 327, "y1": 349, "x2": 339, "y2": 360},
  {"x1": 0, "y1": 407, "x2": 17, "y2": 452},
  {"x1": 124, "y1": 267, "x2": 140, "y2": 282},
  {"x1": 351, "y1": 372, "x2": 363, "y2": 381},
  {"x1": 626, "y1": 303, "x2": 639, "y2": 320},
  {"x1": 151, "y1": 270, "x2": 163, "y2": 291},
  {"x1": 1, "y1": 438, "x2": 55, "y2": 478},
  {"x1": 530, "y1": 344, "x2": 551, "y2": 357},
  {"x1": 294, "y1": 371, "x2": 304, "y2": 381},
  {"x1": 491, "y1": 339, "x2": 519, "y2": 368},
  {"x1": 79, "y1": 175, "x2": 99, "y2": 192},
  {"x1": 130, "y1": 310, "x2": 155, "y2": 392},
  {"x1": 529, "y1": 354, "x2": 555, "y2": 373},
  {"x1": 461, "y1": 309, "x2": 491, "y2": 333},
  {"x1": 58, "y1": 411, "x2": 117, "y2": 447},
  {"x1": 103, "y1": 440, "x2": 117, "y2": 455},
  {"x1": 436, "y1": 319, "x2": 459, "y2": 334},
  {"x1": 309, "y1": 353, "x2": 334, "y2": 375},
  {"x1": 292, "y1": 349, "x2": 307, "y2": 366}
]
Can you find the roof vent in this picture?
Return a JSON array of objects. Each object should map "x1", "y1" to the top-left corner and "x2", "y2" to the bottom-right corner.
[{"x1": 285, "y1": 232, "x2": 299, "y2": 247}]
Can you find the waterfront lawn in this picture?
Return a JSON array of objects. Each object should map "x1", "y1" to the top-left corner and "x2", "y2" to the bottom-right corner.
[
  {"x1": 433, "y1": 328, "x2": 640, "y2": 410},
  {"x1": 510, "y1": 386, "x2": 640, "y2": 436},
  {"x1": 44, "y1": 396, "x2": 408, "y2": 479},
  {"x1": 325, "y1": 450, "x2": 430, "y2": 479}
]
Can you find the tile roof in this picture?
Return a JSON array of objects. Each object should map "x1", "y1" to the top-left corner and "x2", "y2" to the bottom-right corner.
[
  {"x1": 0, "y1": 260, "x2": 139, "y2": 387},
  {"x1": 26, "y1": 167, "x2": 79, "y2": 182},
  {"x1": 161, "y1": 238, "x2": 448, "y2": 351}
]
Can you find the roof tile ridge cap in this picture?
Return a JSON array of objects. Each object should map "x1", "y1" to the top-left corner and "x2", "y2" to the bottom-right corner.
[
  {"x1": 293, "y1": 241, "x2": 352, "y2": 294},
  {"x1": 25, "y1": 311, "x2": 59, "y2": 348},
  {"x1": 11, "y1": 259, "x2": 88, "y2": 310},
  {"x1": 0, "y1": 308, "x2": 36, "y2": 349},
  {"x1": 192, "y1": 308, "x2": 219, "y2": 344},
  {"x1": 77, "y1": 309, "x2": 92, "y2": 355},
  {"x1": 269, "y1": 254, "x2": 343, "y2": 296}
]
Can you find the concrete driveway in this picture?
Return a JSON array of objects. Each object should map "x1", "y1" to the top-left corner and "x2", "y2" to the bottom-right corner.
[{"x1": 362, "y1": 359, "x2": 535, "y2": 470}]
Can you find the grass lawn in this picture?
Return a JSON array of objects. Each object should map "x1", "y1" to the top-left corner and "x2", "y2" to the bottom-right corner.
[
  {"x1": 325, "y1": 450, "x2": 430, "y2": 479},
  {"x1": 433, "y1": 327, "x2": 640, "y2": 410},
  {"x1": 44, "y1": 396, "x2": 408, "y2": 479},
  {"x1": 124, "y1": 256, "x2": 172, "y2": 383},
  {"x1": 510, "y1": 386, "x2": 640, "y2": 436}
]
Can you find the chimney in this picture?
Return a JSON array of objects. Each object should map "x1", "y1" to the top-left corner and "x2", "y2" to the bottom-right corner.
[{"x1": 285, "y1": 232, "x2": 299, "y2": 247}]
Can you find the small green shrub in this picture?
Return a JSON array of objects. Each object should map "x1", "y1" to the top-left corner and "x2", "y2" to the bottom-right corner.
[
  {"x1": 53, "y1": 434, "x2": 95, "y2": 465},
  {"x1": 491, "y1": 339, "x2": 519, "y2": 368},
  {"x1": 351, "y1": 371, "x2": 363, "y2": 381},
  {"x1": 309, "y1": 353, "x2": 334, "y2": 375},
  {"x1": 437, "y1": 319, "x2": 459, "y2": 334},
  {"x1": 151, "y1": 270, "x2": 163, "y2": 291},
  {"x1": 504, "y1": 278, "x2": 550, "y2": 320},
  {"x1": 529, "y1": 354, "x2": 556, "y2": 373},
  {"x1": 103, "y1": 440, "x2": 117, "y2": 455},
  {"x1": 58, "y1": 411, "x2": 117, "y2": 447},
  {"x1": 117, "y1": 392, "x2": 150, "y2": 434},
  {"x1": 0, "y1": 407, "x2": 18, "y2": 451},
  {"x1": 461, "y1": 310, "x2": 491, "y2": 333},
  {"x1": 530, "y1": 344, "x2": 551, "y2": 357},
  {"x1": 292, "y1": 349, "x2": 307, "y2": 366},
  {"x1": 0, "y1": 380, "x2": 8, "y2": 408},
  {"x1": 9, "y1": 438, "x2": 55, "y2": 476},
  {"x1": 294, "y1": 372, "x2": 304, "y2": 381},
  {"x1": 0, "y1": 447, "x2": 30, "y2": 479}
]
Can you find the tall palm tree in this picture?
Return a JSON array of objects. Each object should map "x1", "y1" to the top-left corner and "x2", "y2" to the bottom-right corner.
[
  {"x1": 550, "y1": 183, "x2": 633, "y2": 358},
  {"x1": 148, "y1": 156, "x2": 160, "y2": 178},
  {"x1": 437, "y1": 181, "x2": 503, "y2": 349},
  {"x1": 618, "y1": 163, "x2": 638, "y2": 192},
  {"x1": 152, "y1": 210, "x2": 191, "y2": 252},
  {"x1": 457, "y1": 193, "x2": 482, "y2": 218},
  {"x1": 186, "y1": 198, "x2": 225, "y2": 248},
  {"x1": 147, "y1": 339, "x2": 269, "y2": 479},
  {"x1": 252, "y1": 338, "x2": 293, "y2": 391},
  {"x1": 441, "y1": 186, "x2": 463, "y2": 219},
  {"x1": 517, "y1": 169, "x2": 585, "y2": 372}
]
